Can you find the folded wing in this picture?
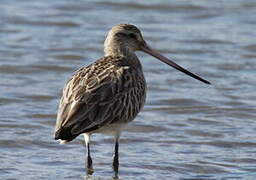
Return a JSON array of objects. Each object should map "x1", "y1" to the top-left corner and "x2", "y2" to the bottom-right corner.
[{"x1": 54, "y1": 58, "x2": 126, "y2": 142}]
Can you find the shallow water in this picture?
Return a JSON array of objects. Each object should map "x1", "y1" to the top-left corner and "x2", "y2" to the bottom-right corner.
[{"x1": 1, "y1": 0, "x2": 256, "y2": 179}]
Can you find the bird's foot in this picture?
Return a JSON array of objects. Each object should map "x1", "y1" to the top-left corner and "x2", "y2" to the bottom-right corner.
[
  {"x1": 112, "y1": 162, "x2": 119, "y2": 179},
  {"x1": 86, "y1": 154, "x2": 94, "y2": 175},
  {"x1": 86, "y1": 167, "x2": 94, "y2": 176},
  {"x1": 113, "y1": 173, "x2": 119, "y2": 179}
]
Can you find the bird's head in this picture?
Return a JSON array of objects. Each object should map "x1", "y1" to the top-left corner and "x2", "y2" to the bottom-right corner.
[
  {"x1": 104, "y1": 24, "x2": 210, "y2": 84},
  {"x1": 104, "y1": 24, "x2": 146, "y2": 53}
]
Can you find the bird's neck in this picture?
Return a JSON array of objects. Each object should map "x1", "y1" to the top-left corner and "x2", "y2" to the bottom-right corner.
[
  {"x1": 104, "y1": 42, "x2": 142, "y2": 68},
  {"x1": 104, "y1": 41, "x2": 132, "y2": 56}
]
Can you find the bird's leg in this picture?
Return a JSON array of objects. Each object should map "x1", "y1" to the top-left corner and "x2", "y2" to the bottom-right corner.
[
  {"x1": 84, "y1": 134, "x2": 94, "y2": 175},
  {"x1": 113, "y1": 139, "x2": 119, "y2": 179},
  {"x1": 86, "y1": 143, "x2": 94, "y2": 175}
]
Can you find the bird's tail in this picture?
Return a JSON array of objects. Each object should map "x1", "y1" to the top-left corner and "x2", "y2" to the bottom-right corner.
[{"x1": 54, "y1": 126, "x2": 79, "y2": 142}]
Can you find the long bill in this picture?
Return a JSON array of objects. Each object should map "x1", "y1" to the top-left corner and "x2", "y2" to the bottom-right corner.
[{"x1": 141, "y1": 43, "x2": 211, "y2": 84}]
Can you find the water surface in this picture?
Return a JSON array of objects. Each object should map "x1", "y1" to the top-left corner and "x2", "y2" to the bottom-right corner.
[{"x1": 1, "y1": 0, "x2": 256, "y2": 179}]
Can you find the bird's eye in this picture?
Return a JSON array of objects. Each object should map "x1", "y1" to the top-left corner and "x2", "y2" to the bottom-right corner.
[
  {"x1": 116, "y1": 32, "x2": 126, "y2": 37},
  {"x1": 128, "y1": 33, "x2": 137, "y2": 39}
]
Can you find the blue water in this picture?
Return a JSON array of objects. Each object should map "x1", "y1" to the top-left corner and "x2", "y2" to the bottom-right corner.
[{"x1": 1, "y1": 0, "x2": 256, "y2": 179}]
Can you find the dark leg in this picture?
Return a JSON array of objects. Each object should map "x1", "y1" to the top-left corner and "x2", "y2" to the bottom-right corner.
[
  {"x1": 86, "y1": 143, "x2": 94, "y2": 175},
  {"x1": 113, "y1": 140, "x2": 119, "y2": 179}
]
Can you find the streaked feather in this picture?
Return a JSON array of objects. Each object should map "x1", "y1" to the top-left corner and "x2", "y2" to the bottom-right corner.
[{"x1": 55, "y1": 55, "x2": 146, "y2": 141}]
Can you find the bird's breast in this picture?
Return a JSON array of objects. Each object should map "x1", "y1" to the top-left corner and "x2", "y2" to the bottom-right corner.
[{"x1": 111, "y1": 65, "x2": 146, "y2": 124}]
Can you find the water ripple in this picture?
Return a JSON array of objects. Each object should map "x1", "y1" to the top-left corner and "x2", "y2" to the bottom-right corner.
[{"x1": 1, "y1": 0, "x2": 256, "y2": 179}]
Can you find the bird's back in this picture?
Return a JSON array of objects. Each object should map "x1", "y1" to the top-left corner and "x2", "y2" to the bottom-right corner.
[{"x1": 55, "y1": 56, "x2": 146, "y2": 142}]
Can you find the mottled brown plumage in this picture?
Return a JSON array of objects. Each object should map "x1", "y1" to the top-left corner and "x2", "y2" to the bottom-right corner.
[
  {"x1": 55, "y1": 55, "x2": 146, "y2": 141},
  {"x1": 54, "y1": 24, "x2": 210, "y2": 178}
]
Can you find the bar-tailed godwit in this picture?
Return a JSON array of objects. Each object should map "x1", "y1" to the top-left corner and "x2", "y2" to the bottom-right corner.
[{"x1": 54, "y1": 24, "x2": 210, "y2": 178}]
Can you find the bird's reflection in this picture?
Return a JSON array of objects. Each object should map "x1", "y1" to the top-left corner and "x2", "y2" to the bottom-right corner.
[{"x1": 84, "y1": 175, "x2": 123, "y2": 180}]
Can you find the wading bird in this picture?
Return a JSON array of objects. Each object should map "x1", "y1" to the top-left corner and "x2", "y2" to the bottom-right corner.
[{"x1": 54, "y1": 24, "x2": 210, "y2": 178}]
